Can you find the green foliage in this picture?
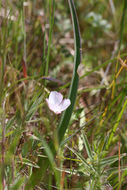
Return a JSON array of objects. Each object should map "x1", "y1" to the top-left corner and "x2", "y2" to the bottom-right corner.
[
  {"x1": 0, "y1": 0, "x2": 127, "y2": 189},
  {"x1": 67, "y1": 132, "x2": 126, "y2": 189},
  {"x1": 57, "y1": 0, "x2": 82, "y2": 144}
]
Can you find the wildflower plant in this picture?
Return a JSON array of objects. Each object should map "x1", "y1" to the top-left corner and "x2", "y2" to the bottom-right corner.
[{"x1": 0, "y1": 0, "x2": 127, "y2": 189}]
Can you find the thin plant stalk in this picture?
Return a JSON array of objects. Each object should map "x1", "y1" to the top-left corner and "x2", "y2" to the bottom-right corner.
[
  {"x1": 118, "y1": 138, "x2": 121, "y2": 190},
  {"x1": 119, "y1": 0, "x2": 127, "y2": 50},
  {"x1": 1, "y1": 99, "x2": 6, "y2": 189},
  {"x1": 45, "y1": 0, "x2": 55, "y2": 77}
]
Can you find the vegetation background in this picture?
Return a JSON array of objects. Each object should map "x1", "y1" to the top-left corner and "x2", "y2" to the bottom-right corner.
[{"x1": 0, "y1": 0, "x2": 127, "y2": 189}]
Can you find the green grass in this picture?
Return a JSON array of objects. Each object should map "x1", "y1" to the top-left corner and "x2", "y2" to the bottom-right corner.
[{"x1": 0, "y1": 0, "x2": 127, "y2": 189}]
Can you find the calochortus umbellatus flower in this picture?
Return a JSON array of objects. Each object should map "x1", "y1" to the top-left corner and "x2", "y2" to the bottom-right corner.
[{"x1": 46, "y1": 91, "x2": 71, "y2": 114}]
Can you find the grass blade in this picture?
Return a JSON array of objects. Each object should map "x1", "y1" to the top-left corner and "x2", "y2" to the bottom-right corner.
[
  {"x1": 57, "y1": 0, "x2": 82, "y2": 144},
  {"x1": 99, "y1": 154, "x2": 126, "y2": 168},
  {"x1": 107, "y1": 97, "x2": 127, "y2": 149},
  {"x1": 45, "y1": 0, "x2": 55, "y2": 76},
  {"x1": 25, "y1": 136, "x2": 58, "y2": 190},
  {"x1": 10, "y1": 177, "x2": 25, "y2": 190},
  {"x1": 82, "y1": 132, "x2": 93, "y2": 160},
  {"x1": 66, "y1": 146, "x2": 92, "y2": 174},
  {"x1": 119, "y1": 0, "x2": 127, "y2": 50}
]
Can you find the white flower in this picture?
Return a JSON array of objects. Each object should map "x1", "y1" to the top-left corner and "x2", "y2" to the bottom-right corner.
[{"x1": 46, "y1": 91, "x2": 71, "y2": 114}]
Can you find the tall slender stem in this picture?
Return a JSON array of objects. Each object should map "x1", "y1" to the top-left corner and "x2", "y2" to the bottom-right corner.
[{"x1": 1, "y1": 99, "x2": 6, "y2": 189}]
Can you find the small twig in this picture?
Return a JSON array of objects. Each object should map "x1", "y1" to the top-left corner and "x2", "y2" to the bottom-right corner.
[
  {"x1": 60, "y1": 170, "x2": 65, "y2": 190},
  {"x1": 118, "y1": 57, "x2": 127, "y2": 69},
  {"x1": 109, "y1": 58, "x2": 127, "y2": 91},
  {"x1": 22, "y1": 59, "x2": 27, "y2": 80}
]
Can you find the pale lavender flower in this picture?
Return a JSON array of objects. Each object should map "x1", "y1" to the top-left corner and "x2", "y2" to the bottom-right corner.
[{"x1": 46, "y1": 91, "x2": 71, "y2": 114}]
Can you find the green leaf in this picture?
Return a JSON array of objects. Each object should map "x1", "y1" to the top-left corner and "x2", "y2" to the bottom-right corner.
[
  {"x1": 82, "y1": 132, "x2": 93, "y2": 160},
  {"x1": 18, "y1": 158, "x2": 40, "y2": 168},
  {"x1": 10, "y1": 177, "x2": 25, "y2": 190},
  {"x1": 26, "y1": 94, "x2": 43, "y2": 121},
  {"x1": 107, "y1": 98, "x2": 127, "y2": 149},
  {"x1": 25, "y1": 156, "x2": 49, "y2": 190},
  {"x1": 99, "y1": 154, "x2": 126, "y2": 168},
  {"x1": 57, "y1": 0, "x2": 82, "y2": 144},
  {"x1": 25, "y1": 133, "x2": 58, "y2": 190},
  {"x1": 66, "y1": 146, "x2": 94, "y2": 174}
]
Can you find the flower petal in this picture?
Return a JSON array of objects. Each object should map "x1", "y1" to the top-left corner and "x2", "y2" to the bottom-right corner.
[
  {"x1": 48, "y1": 91, "x2": 63, "y2": 106},
  {"x1": 46, "y1": 98, "x2": 62, "y2": 114},
  {"x1": 46, "y1": 91, "x2": 71, "y2": 114},
  {"x1": 58, "y1": 99, "x2": 71, "y2": 112}
]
